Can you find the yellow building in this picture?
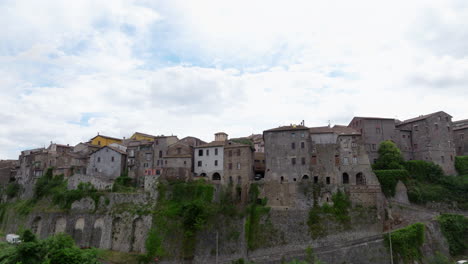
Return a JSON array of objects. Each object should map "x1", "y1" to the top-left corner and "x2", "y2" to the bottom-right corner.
[
  {"x1": 130, "y1": 132, "x2": 157, "y2": 142},
  {"x1": 89, "y1": 134, "x2": 123, "y2": 147}
]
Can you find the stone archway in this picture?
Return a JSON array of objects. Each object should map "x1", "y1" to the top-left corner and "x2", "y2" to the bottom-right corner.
[
  {"x1": 74, "y1": 218, "x2": 85, "y2": 247},
  {"x1": 131, "y1": 218, "x2": 145, "y2": 253},
  {"x1": 31, "y1": 216, "x2": 42, "y2": 237},
  {"x1": 212, "y1": 172, "x2": 221, "y2": 181},
  {"x1": 302, "y1": 175, "x2": 309, "y2": 180},
  {"x1": 54, "y1": 217, "x2": 67, "y2": 234},
  {"x1": 91, "y1": 218, "x2": 104, "y2": 248},
  {"x1": 356, "y1": 172, "x2": 366, "y2": 185}
]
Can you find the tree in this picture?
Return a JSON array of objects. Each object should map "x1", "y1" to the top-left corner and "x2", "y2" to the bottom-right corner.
[{"x1": 373, "y1": 140, "x2": 405, "y2": 170}]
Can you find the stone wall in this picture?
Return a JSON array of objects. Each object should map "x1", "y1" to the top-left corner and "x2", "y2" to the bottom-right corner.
[{"x1": 67, "y1": 174, "x2": 113, "y2": 190}]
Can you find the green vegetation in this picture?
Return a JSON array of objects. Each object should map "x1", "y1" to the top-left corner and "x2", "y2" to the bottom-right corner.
[
  {"x1": 0, "y1": 230, "x2": 99, "y2": 264},
  {"x1": 428, "y1": 252, "x2": 454, "y2": 264},
  {"x1": 374, "y1": 170, "x2": 409, "y2": 197},
  {"x1": 230, "y1": 138, "x2": 254, "y2": 147},
  {"x1": 384, "y1": 223, "x2": 425, "y2": 264},
  {"x1": 437, "y1": 214, "x2": 468, "y2": 256},
  {"x1": 455, "y1": 156, "x2": 468, "y2": 175},
  {"x1": 245, "y1": 183, "x2": 271, "y2": 250},
  {"x1": 112, "y1": 169, "x2": 136, "y2": 193},
  {"x1": 96, "y1": 250, "x2": 140, "y2": 264},
  {"x1": 373, "y1": 140, "x2": 405, "y2": 170},
  {"x1": 5, "y1": 183, "x2": 20, "y2": 198},
  {"x1": 142, "y1": 180, "x2": 217, "y2": 261},
  {"x1": 373, "y1": 143, "x2": 468, "y2": 209},
  {"x1": 307, "y1": 191, "x2": 351, "y2": 239}
]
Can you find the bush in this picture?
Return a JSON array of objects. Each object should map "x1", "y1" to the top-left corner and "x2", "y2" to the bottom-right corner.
[
  {"x1": 34, "y1": 168, "x2": 67, "y2": 199},
  {"x1": 373, "y1": 140, "x2": 405, "y2": 170},
  {"x1": 384, "y1": 223, "x2": 425, "y2": 264},
  {"x1": 405, "y1": 160, "x2": 444, "y2": 183},
  {"x1": 455, "y1": 156, "x2": 468, "y2": 175},
  {"x1": 374, "y1": 170, "x2": 409, "y2": 197},
  {"x1": 5, "y1": 183, "x2": 20, "y2": 198},
  {"x1": 437, "y1": 214, "x2": 468, "y2": 256},
  {"x1": 245, "y1": 183, "x2": 270, "y2": 250}
]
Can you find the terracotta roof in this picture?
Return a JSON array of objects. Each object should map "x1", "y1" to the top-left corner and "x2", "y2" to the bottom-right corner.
[
  {"x1": 264, "y1": 125, "x2": 308, "y2": 132},
  {"x1": 351, "y1": 116, "x2": 395, "y2": 121},
  {"x1": 309, "y1": 125, "x2": 360, "y2": 135},
  {"x1": 196, "y1": 141, "x2": 226, "y2": 148},
  {"x1": 164, "y1": 154, "x2": 192, "y2": 158},
  {"x1": 90, "y1": 134, "x2": 123, "y2": 141},
  {"x1": 131, "y1": 132, "x2": 157, "y2": 138},
  {"x1": 397, "y1": 111, "x2": 452, "y2": 126},
  {"x1": 454, "y1": 124, "x2": 468, "y2": 131}
]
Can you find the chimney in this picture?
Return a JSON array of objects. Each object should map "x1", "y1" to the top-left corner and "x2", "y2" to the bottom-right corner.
[{"x1": 214, "y1": 132, "x2": 228, "y2": 142}]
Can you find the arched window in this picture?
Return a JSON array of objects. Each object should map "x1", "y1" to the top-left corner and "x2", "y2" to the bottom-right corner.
[
  {"x1": 212, "y1": 173, "x2": 221, "y2": 181},
  {"x1": 356, "y1": 172, "x2": 366, "y2": 185},
  {"x1": 302, "y1": 175, "x2": 309, "y2": 180},
  {"x1": 342, "y1": 173, "x2": 349, "y2": 184}
]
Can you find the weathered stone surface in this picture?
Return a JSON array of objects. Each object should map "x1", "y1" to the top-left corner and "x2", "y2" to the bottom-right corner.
[
  {"x1": 71, "y1": 197, "x2": 96, "y2": 212},
  {"x1": 393, "y1": 180, "x2": 409, "y2": 204}
]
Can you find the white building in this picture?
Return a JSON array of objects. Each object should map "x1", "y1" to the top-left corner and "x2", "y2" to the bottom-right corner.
[{"x1": 193, "y1": 132, "x2": 228, "y2": 182}]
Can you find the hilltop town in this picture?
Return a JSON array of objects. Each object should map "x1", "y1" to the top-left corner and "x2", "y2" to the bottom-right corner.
[{"x1": 0, "y1": 110, "x2": 467, "y2": 263}]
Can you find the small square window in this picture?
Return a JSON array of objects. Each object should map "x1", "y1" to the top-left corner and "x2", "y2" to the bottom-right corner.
[
  {"x1": 326, "y1": 177, "x2": 330, "y2": 184},
  {"x1": 291, "y1": 158, "x2": 296, "y2": 165},
  {"x1": 197, "y1": 161, "x2": 202, "y2": 167}
]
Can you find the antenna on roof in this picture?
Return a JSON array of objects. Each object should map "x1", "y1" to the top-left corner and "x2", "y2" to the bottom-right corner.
[{"x1": 328, "y1": 120, "x2": 331, "y2": 128}]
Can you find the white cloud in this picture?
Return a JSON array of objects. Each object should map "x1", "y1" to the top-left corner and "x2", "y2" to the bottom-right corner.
[{"x1": 1, "y1": 0, "x2": 468, "y2": 159}]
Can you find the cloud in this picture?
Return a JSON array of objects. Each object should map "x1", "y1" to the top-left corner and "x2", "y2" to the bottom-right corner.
[{"x1": 1, "y1": 0, "x2": 468, "y2": 159}]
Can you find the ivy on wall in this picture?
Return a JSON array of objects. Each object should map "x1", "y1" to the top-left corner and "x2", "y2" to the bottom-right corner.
[{"x1": 384, "y1": 222, "x2": 425, "y2": 264}]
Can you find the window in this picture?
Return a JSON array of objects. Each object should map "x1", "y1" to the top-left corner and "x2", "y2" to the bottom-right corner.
[
  {"x1": 342, "y1": 173, "x2": 349, "y2": 184},
  {"x1": 111, "y1": 156, "x2": 115, "y2": 162},
  {"x1": 229, "y1": 163, "x2": 233, "y2": 170},
  {"x1": 159, "y1": 151, "x2": 162, "y2": 158},
  {"x1": 451, "y1": 155, "x2": 453, "y2": 161},
  {"x1": 301, "y1": 132, "x2": 305, "y2": 138},
  {"x1": 197, "y1": 161, "x2": 202, "y2": 167},
  {"x1": 435, "y1": 123, "x2": 439, "y2": 130},
  {"x1": 229, "y1": 150, "x2": 232, "y2": 157},
  {"x1": 291, "y1": 158, "x2": 296, "y2": 165},
  {"x1": 352, "y1": 142, "x2": 357, "y2": 147},
  {"x1": 441, "y1": 156, "x2": 445, "y2": 163},
  {"x1": 215, "y1": 148, "x2": 218, "y2": 155},
  {"x1": 372, "y1": 144, "x2": 376, "y2": 150},
  {"x1": 206, "y1": 149, "x2": 209, "y2": 156},
  {"x1": 301, "y1": 142, "x2": 305, "y2": 149},
  {"x1": 280, "y1": 176, "x2": 284, "y2": 183},
  {"x1": 326, "y1": 177, "x2": 330, "y2": 184},
  {"x1": 301, "y1": 157, "x2": 306, "y2": 165},
  {"x1": 353, "y1": 157, "x2": 358, "y2": 164},
  {"x1": 237, "y1": 149, "x2": 241, "y2": 156},
  {"x1": 98, "y1": 141, "x2": 101, "y2": 145},
  {"x1": 177, "y1": 148, "x2": 181, "y2": 154},
  {"x1": 402, "y1": 134, "x2": 406, "y2": 138},
  {"x1": 184, "y1": 161, "x2": 187, "y2": 165},
  {"x1": 376, "y1": 127, "x2": 381, "y2": 134},
  {"x1": 146, "y1": 153, "x2": 151, "y2": 161},
  {"x1": 155, "y1": 140, "x2": 159, "y2": 145},
  {"x1": 144, "y1": 163, "x2": 148, "y2": 168},
  {"x1": 447, "y1": 126, "x2": 450, "y2": 132},
  {"x1": 97, "y1": 157, "x2": 101, "y2": 163},
  {"x1": 356, "y1": 173, "x2": 366, "y2": 185},
  {"x1": 335, "y1": 155, "x2": 340, "y2": 166},
  {"x1": 129, "y1": 150, "x2": 135, "y2": 157},
  {"x1": 414, "y1": 125, "x2": 419, "y2": 131},
  {"x1": 291, "y1": 142, "x2": 296, "y2": 149},
  {"x1": 214, "y1": 160, "x2": 218, "y2": 166},
  {"x1": 198, "y1": 150, "x2": 203, "y2": 156},
  {"x1": 157, "y1": 160, "x2": 160, "y2": 166},
  {"x1": 237, "y1": 163, "x2": 241, "y2": 169},
  {"x1": 165, "y1": 160, "x2": 167, "y2": 165},
  {"x1": 414, "y1": 144, "x2": 418, "y2": 149},
  {"x1": 291, "y1": 132, "x2": 295, "y2": 137},
  {"x1": 311, "y1": 155, "x2": 317, "y2": 165},
  {"x1": 343, "y1": 157, "x2": 349, "y2": 165},
  {"x1": 461, "y1": 134, "x2": 464, "y2": 140},
  {"x1": 95, "y1": 168, "x2": 97, "y2": 172},
  {"x1": 314, "y1": 176, "x2": 318, "y2": 183}
]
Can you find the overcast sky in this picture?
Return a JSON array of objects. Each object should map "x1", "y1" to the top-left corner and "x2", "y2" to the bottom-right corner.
[{"x1": 1, "y1": 0, "x2": 467, "y2": 159}]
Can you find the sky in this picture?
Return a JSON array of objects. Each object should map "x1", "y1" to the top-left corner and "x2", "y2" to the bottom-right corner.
[{"x1": 1, "y1": 0, "x2": 468, "y2": 159}]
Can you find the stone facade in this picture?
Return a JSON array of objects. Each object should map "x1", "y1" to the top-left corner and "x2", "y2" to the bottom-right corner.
[
  {"x1": 349, "y1": 111, "x2": 457, "y2": 175},
  {"x1": 153, "y1": 136, "x2": 179, "y2": 176},
  {"x1": 125, "y1": 140, "x2": 154, "y2": 187},
  {"x1": 0, "y1": 160, "x2": 18, "y2": 185},
  {"x1": 161, "y1": 141, "x2": 193, "y2": 180},
  {"x1": 453, "y1": 119, "x2": 468, "y2": 156},
  {"x1": 194, "y1": 141, "x2": 225, "y2": 181},
  {"x1": 87, "y1": 146, "x2": 127, "y2": 180},
  {"x1": 223, "y1": 142, "x2": 254, "y2": 202}
]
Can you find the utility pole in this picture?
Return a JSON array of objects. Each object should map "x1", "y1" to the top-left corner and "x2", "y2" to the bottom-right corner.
[{"x1": 389, "y1": 223, "x2": 394, "y2": 264}]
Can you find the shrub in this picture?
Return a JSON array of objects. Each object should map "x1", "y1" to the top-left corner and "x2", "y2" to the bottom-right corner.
[
  {"x1": 373, "y1": 140, "x2": 405, "y2": 170},
  {"x1": 384, "y1": 223, "x2": 425, "y2": 264},
  {"x1": 374, "y1": 170, "x2": 409, "y2": 197},
  {"x1": 245, "y1": 183, "x2": 270, "y2": 250},
  {"x1": 5, "y1": 183, "x2": 20, "y2": 198},
  {"x1": 455, "y1": 156, "x2": 468, "y2": 175},
  {"x1": 405, "y1": 160, "x2": 444, "y2": 183},
  {"x1": 437, "y1": 214, "x2": 468, "y2": 256}
]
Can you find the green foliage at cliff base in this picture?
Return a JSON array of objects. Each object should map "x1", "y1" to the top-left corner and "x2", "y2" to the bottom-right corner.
[
  {"x1": 455, "y1": 156, "x2": 468, "y2": 175},
  {"x1": 384, "y1": 222, "x2": 425, "y2": 264},
  {"x1": 437, "y1": 214, "x2": 468, "y2": 256}
]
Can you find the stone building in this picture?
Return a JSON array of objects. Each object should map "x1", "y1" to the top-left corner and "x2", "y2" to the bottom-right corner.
[
  {"x1": 152, "y1": 136, "x2": 178, "y2": 175},
  {"x1": 248, "y1": 134, "x2": 264, "y2": 153},
  {"x1": 87, "y1": 146, "x2": 127, "y2": 181},
  {"x1": 453, "y1": 119, "x2": 468, "y2": 156},
  {"x1": 179, "y1": 136, "x2": 206, "y2": 147},
  {"x1": 395, "y1": 111, "x2": 456, "y2": 175},
  {"x1": 193, "y1": 134, "x2": 226, "y2": 181},
  {"x1": 0, "y1": 160, "x2": 18, "y2": 185},
  {"x1": 125, "y1": 140, "x2": 154, "y2": 187},
  {"x1": 253, "y1": 152, "x2": 265, "y2": 178},
  {"x1": 349, "y1": 111, "x2": 457, "y2": 175},
  {"x1": 262, "y1": 124, "x2": 381, "y2": 209},
  {"x1": 161, "y1": 141, "x2": 194, "y2": 181},
  {"x1": 223, "y1": 141, "x2": 254, "y2": 202},
  {"x1": 89, "y1": 134, "x2": 123, "y2": 147}
]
